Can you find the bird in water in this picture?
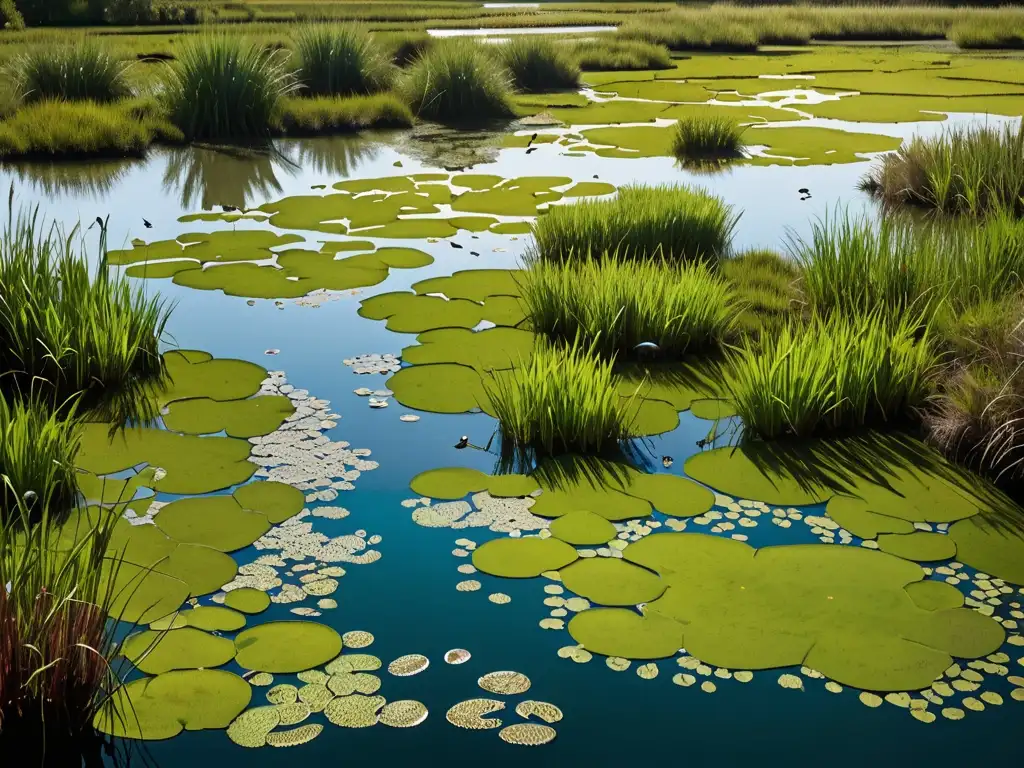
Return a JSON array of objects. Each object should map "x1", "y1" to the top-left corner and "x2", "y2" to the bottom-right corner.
[
  {"x1": 450, "y1": 241, "x2": 463, "y2": 250},
  {"x1": 143, "y1": 218, "x2": 152, "y2": 228},
  {"x1": 662, "y1": 456, "x2": 674, "y2": 468},
  {"x1": 526, "y1": 132, "x2": 539, "y2": 147},
  {"x1": 470, "y1": 251, "x2": 480, "y2": 257},
  {"x1": 455, "y1": 435, "x2": 470, "y2": 449},
  {"x1": 525, "y1": 147, "x2": 538, "y2": 155}
]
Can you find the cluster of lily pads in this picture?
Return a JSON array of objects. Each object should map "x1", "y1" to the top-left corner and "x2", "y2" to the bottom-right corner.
[{"x1": 447, "y1": 671, "x2": 562, "y2": 746}]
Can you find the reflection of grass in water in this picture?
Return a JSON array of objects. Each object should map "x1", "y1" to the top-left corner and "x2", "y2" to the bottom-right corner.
[
  {"x1": 161, "y1": 144, "x2": 289, "y2": 211},
  {"x1": 5, "y1": 158, "x2": 135, "y2": 198},
  {"x1": 394, "y1": 122, "x2": 503, "y2": 170},
  {"x1": 283, "y1": 134, "x2": 379, "y2": 177}
]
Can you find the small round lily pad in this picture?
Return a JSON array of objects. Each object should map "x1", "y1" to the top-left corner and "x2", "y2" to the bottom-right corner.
[
  {"x1": 473, "y1": 537, "x2": 578, "y2": 578},
  {"x1": 235, "y1": 621, "x2": 342, "y2": 673},
  {"x1": 549, "y1": 511, "x2": 617, "y2": 545},
  {"x1": 225, "y1": 588, "x2": 271, "y2": 614}
]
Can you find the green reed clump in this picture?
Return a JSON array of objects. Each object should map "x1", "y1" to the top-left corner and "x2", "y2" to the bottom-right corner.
[
  {"x1": 950, "y1": 19, "x2": 1024, "y2": 49},
  {"x1": 727, "y1": 311, "x2": 937, "y2": 439},
  {"x1": 0, "y1": 206, "x2": 170, "y2": 419},
  {"x1": 293, "y1": 24, "x2": 396, "y2": 97},
  {"x1": 161, "y1": 36, "x2": 299, "y2": 140},
  {"x1": 860, "y1": 122, "x2": 1024, "y2": 217},
  {"x1": 533, "y1": 184, "x2": 737, "y2": 263},
  {"x1": 672, "y1": 115, "x2": 745, "y2": 164},
  {"x1": 4, "y1": 43, "x2": 132, "y2": 105},
  {"x1": 792, "y1": 212, "x2": 1024, "y2": 324},
  {"x1": 486, "y1": 338, "x2": 632, "y2": 457},
  {"x1": 496, "y1": 37, "x2": 579, "y2": 93},
  {"x1": 721, "y1": 249, "x2": 801, "y2": 334},
  {"x1": 400, "y1": 39, "x2": 514, "y2": 124},
  {"x1": 621, "y1": 12, "x2": 759, "y2": 52},
  {"x1": 276, "y1": 93, "x2": 413, "y2": 134},
  {"x1": 0, "y1": 397, "x2": 80, "y2": 523},
  {"x1": 0, "y1": 499, "x2": 122, "y2": 757},
  {"x1": 520, "y1": 256, "x2": 736, "y2": 359},
  {"x1": 571, "y1": 38, "x2": 671, "y2": 71}
]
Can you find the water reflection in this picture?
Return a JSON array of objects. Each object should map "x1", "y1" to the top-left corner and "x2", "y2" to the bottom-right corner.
[
  {"x1": 282, "y1": 134, "x2": 380, "y2": 178},
  {"x1": 394, "y1": 123, "x2": 505, "y2": 170},
  {"x1": 6, "y1": 158, "x2": 136, "y2": 198},
  {"x1": 160, "y1": 144, "x2": 290, "y2": 211}
]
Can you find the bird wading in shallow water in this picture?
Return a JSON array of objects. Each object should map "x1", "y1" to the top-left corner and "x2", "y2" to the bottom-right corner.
[{"x1": 455, "y1": 435, "x2": 470, "y2": 449}]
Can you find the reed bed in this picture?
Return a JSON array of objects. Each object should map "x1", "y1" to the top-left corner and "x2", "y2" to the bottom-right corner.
[
  {"x1": 520, "y1": 256, "x2": 736, "y2": 359},
  {"x1": 486, "y1": 338, "x2": 632, "y2": 457},
  {"x1": 276, "y1": 93, "x2": 413, "y2": 134},
  {"x1": 860, "y1": 122, "x2": 1024, "y2": 217},
  {"x1": 496, "y1": 37, "x2": 580, "y2": 93},
  {"x1": 0, "y1": 205, "x2": 170, "y2": 419},
  {"x1": 571, "y1": 38, "x2": 672, "y2": 71},
  {"x1": 161, "y1": 36, "x2": 299, "y2": 140},
  {"x1": 791, "y1": 212, "x2": 1024, "y2": 324},
  {"x1": 672, "y1": 115, "x2": 745, "y2": 164},
  {"x1": 293, "y1": 24, "x2": 396, "y2": 96},
  {"x1": 721, "y1": 249, "x2": 801, "y2": 334},
  {"x1": 727, "y1": 311, "x2": 937, "y2": 439},
  {"x1": 532, "y1": 184, "x2": 737, "y2": 263},
  {"x1": 400, "y1": 39, "x2": 514, "y2": 124},
  {"x1": 3, "y1": 43, "x2": 132, "y2": 104}
]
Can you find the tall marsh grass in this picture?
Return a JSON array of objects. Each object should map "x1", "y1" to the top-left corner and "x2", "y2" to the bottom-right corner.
[
  {"x1": 571, "y1": 38, "x2": 672, "y2": 71},
  {"x1": 496, "y1": 37, "x2": 579, "y2": 93},
  {"x1": 293, "y1": 24, "x2": 396, "y2": 97},
  {"x1": 486, "y1": 338, "x2": 632, "y2": 457},
  {"x1": 520, "y1": 257, "x2": 736, "y2": 359},
  {"x1": 672, "y1": 115, "x2": 744, "y2": 164},
  {"x1": 0, "y1": 100, "x2": 161, "y2": 160},
  {"x1": 859, "y1": 122, "x2": 1024, "y2": 217},
  {"x1": 399, "y1": 39, "x2": 514, "y2": 124},
  {"x1": 4, "y1": 43, "x2": 132, "y2": 104},
  {"x1": 0, "y1": 205, "x2": 170, "y2": 419},
  {"x1": 721, "y1": 249, "x2": 801, "y2": 334},
  {"x1": 532, "y1": 184, "x2": 737, "y2": 263},
  {"x1": 161, "y1": 36, "x2": 299, "y2": 140},
  {"x1": 792, "y1": 212, "x2": 1024, "y2": 323},
  {"x1": 727, "y1": 311, "x2": 937, "y2": 439}
]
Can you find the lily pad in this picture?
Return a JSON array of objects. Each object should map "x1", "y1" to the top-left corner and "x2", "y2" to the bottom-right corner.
[
  {"x1": 233, "y1": 481, "x2": 305, "y2": 524},
  {"x1": 949, "y1": 516, "x2": 1024, "y2": 585},
  {"x1": 225, "y1": 587, "x2": 271, "y2": 614},
  {"x1": 122, "y1": 628, "x2": 236, "y2": 674},
  {"x1": 877, "y1": 532, "x2": 957, "y2": 562},
  {"x1": 472, "y1": 537, "x2": 578, "y2": 578},
  {"x1": 559, "y1": 558, "x2": 666, "y2": 606},
  {"x1": 163, "y1": 396, "x2": 294, "y2": 439},
  {"x1": 156, "y1": 495, "x2": 271, "y2": 553},
  {"x1": 388, "y1": 363, "x2": 487, "y2": 413},
  {"x1": 568, "y1": 608, "x2": 683, "y2": 659},
  {"x1": 235, "y1": 621, "x2": 343, "y2": 673},
  {"x1": 549, "y1": 510, "x2": 617, "y2": 545},
  {"x1": 626, "y1": 473, "x2": 714, "y2": 519}
]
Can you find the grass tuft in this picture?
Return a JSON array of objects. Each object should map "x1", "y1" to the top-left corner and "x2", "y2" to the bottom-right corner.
[
  {"x1": 4, "y1": 43, "x2": 131, "y2": 104},
  {"x1": 672, "y1": 115, "x2": 744, "y2": 164},
  {"x1": 859, "y1": 121, "x2": 1024, "y2": 217},
  {"x1": 486, "y1": 337, "x2": 632, "y2": 458},
  {"x1": 721, "y1": 249, "x2": 801, "y2": 335},
  {"x1": 520, "y1": 256, "x2": 736, "y2": 359},
  {"x1": 532, "y1": 184, "x2": 737, "y2": 263},
  {"x1": 727, "y1": 311, "x2": 937, "y2": 439},
  {"x1": 571, "y1": 37, "x2": 672, "y2": 71},
  {"x1": 161, "y1": 35, "x2": 299, "y2": 140},
  {"x1": 276, "y1": 93, "x2": 413, "y2": 134},
  {"x1": 399, "y1": 39, "x2": 514, "y2": 124},
  {"x1": 293, "y1": 23, "x2": 396, "y2": 97},
  {"x1": 496, "y1": 37, "x2": 579, "y2": 93}
]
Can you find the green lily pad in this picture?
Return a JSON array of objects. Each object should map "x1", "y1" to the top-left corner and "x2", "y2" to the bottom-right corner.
[
  {"x1": 155, "y1": 543, "x2": 238, "y2": 597},
  {"x1": 905, "y1": 580, "x2": 964, "y2": 611},
  {"x1": 162, "y1": 396, "x2": 294, "y2": 439},
  {"x1": 122, "y1": 628, "x2": 237, "y2": 674},
  {"x1": 549, "y1": 510, "x2": 617, "y2": 545},
  {"x1": 684, "y1": 447, "x2": 832, "y2": 506},
  {"x1": 95, "y1": 669, "x2": 251, "y2": 740},
  {"x1": 172, "y1": 606, "x2": 247, "y2": 632},
  {"x1": 235, "y1": 621, "x2": 343, "y2": 673},
  {"x1": 105, "y1": 561, "x2": 191, "y2": 625},
  {"x1": 108, "y1": 230, "x2": 303, "y2": 267},
  {"x1": 490, "y1": 222, "x2": 533, "y2": 235},
  {"x1": 410, "y1": 467, "x2": 488, "y2": 499},
  {"x1": 488, "y1": 474, "x2": 540, "y2": 498},
  {"x1": 359, "y1": 292, "x2": 485, "y2": 334},
  {"x1": 689, "y1": 398, "x2": 737, "y2": 420},
  {"x1": 568, "y1": 608, "x2": 683, "y2": 659},
  {"x1": 560, "y1": 558, "x2": 666, "y2": 606},
  {"x1": 157, "y1": 351, "x2": 268, "y2": 406},
  {"x1": 825, "y1": 496, "x2": 916, "y2": 539},
  {"x1": 225, "y1": 587, "x2": 272, "y2": 614},
  {"x1": 412, "y1": 269, "x2": 522, "y2": 302},
  {"x1": 156, "y1": 495, "x2": 271, "y2": 553},
  {"x1": 402, "y1": 327, "x2": 535, "y2": 373},
  {"x1": 234, "y1": 481, "x2": 305, "y2": 524},
  {"x1": 77, "y1": 424, "x2": 256, "y2": 496},
  {"x1": 387, "y1": 363, "x2": 487, "y2": 414},
  {"x1": 473, "y1": 537, "x2": 578, "y2": 578},
  {"x1": 530, "y1": 460, "x2": 652, "y2": 521},
  {"x1": 877, "y1": 532, "x2": 957, "y2": 562},
  {"x1": 626, "y1": 473, "x2": 714, "y2": 519},
  {"x1": 949, "y1": 515, "x2": 1024, "y2": 585}
]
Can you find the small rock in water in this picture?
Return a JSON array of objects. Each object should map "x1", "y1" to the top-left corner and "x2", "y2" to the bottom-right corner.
[
  {"x1": 400, "y1": 415, "x2": 420, "y2": 423},
  {"x1": 265, "y1": 349, "x2": 280, "y2": 356}
]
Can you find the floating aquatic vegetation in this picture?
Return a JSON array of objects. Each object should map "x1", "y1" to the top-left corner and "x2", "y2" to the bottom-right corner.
[
  {"x1": 457, "y1": 580, "x2": 482, "y2": 592},
  {"x1": 235, "y1": 621, "x2": 343, "y2": 673},
  {"x1": 446, "y1": 699, "x2": 505, "y2": 730},
  {"x1": 266, "y1": 723, "x2": 322, "y2": 747},
  {"x1": 274, "y1": 702, "x2": 311, "y2": 726},
  {"x1": 388, "y1": 654, "x2": 430, "y2": 677},
  {"x1": 489, "y1": 593, "x2": 512, "y2": 604},
  {"x1": 540, "y1": 618, "x2": 565, "y2": 630},
  {"x1": 327, "y1": 653, "x2": 382, "y2": 673},
  {"x1": 777, "y1": 674, "x2": 804, "y2": 691},
  {"x1": 227, "y1": 705, "x2": 281, "y2": 748},
  {"x1": 344, "y1": 353, "x2": 402, "y2": 375},
  {"x1": 266, "y1": 684, "x2": 299, "y2": 705},
  {"x1": 250, "y1": 672, "x2": 274, "y2": 686},
  {"x1": 379, "y1": 700, "x2": 429, "y2": 728},
  {"x1": 473, "y1": 537, "x2": 577, "y2": 578},
  {"x1": 343, "y1": 630, "x2": 374, "y2": 648},
  {"x1": 297, "y1": 683, "x2": 333, "y2": 714},
  {"x1": 560, "y1": 558, "x2": 665, "y2": 606},
  {"x1": 446, "y1": 649, "x2": 471, "y2": 665},
  {"x1": 121, "y1": 628, "x2": 236, "y2": 675},
  {"x1": 499, "y1": 723, "x2": 557, "y2": 746},
  {"x1": 637, "y1": 663, "x2": 659, "y2": 680},
  {"x1": 515, "y1": 700, "x2": 562, "y2": 724},
  {"x1": 327, "y1": 672, "x2": 381, "y2": 696},
  {"x1": 478, "y1": 671, "x2": 531, "y2": 695},
  {"x1": 324, "y1": 694, "x2": 385, "y2": 727},
  {"x1": 606, "y1": 657, "x2": 631, "y2": 672}
]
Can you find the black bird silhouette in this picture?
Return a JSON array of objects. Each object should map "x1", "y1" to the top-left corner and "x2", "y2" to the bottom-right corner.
[
  {"x1": 798, "y1": 187, "x2": 810, "y2": 194},
  {"x1": 592, "y1": 174, "x2": 599, "y2": 179},
  {"x1": 450, "y1": 241, "x2": 463, "y2": 249},
  {"x1": 470, "y1": 251, "x2": 480, "y2": 257},
  {"x1": 455, "y1": 435, "x2": 470, "y2": 449},
  {"x1": 526, "y1": 132, "x2": 539, "y2": 148},
  {"x1": 525, "y1": 147, "x2": 537, "y2": 155},
  {"x1": 143, "y1": 218, "x2": 152, "y2": 228}
]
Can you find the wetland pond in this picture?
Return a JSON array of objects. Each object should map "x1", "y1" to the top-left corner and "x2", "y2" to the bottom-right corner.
[{"x1": 9, "y1": 45, "x2": 1024, "y2": 768}]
